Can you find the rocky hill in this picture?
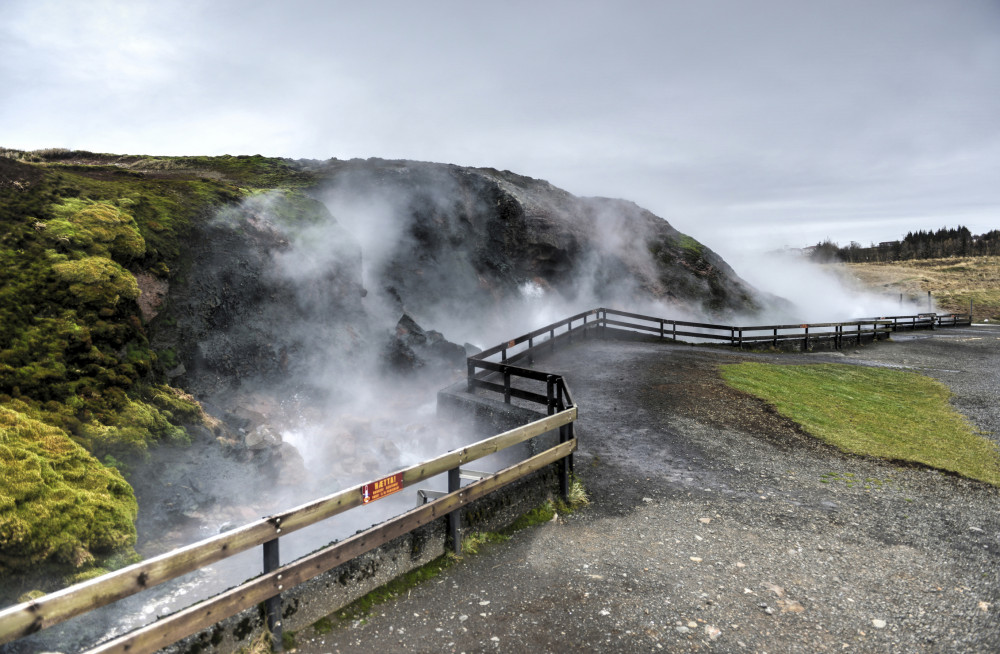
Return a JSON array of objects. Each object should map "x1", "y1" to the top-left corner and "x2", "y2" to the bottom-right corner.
[{"x1": 0, "y1": 149, "x2": 765, "y2": 593}]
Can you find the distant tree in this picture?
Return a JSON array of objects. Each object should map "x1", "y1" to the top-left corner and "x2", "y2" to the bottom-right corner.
[{"x1": 809, "y1": 239, "x2": 843, "y2": 262}]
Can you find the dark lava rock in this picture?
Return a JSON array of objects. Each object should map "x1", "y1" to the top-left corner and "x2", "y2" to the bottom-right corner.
[
  {"x1": 315, "y1": 159, "x2": 765, "y2": 320},
  {"x1": 383, "y1": 313, "x2": 467, "y2": 373}
]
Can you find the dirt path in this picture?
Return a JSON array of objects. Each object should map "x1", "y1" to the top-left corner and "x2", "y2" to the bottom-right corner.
[{"x1": 294, "y1": 329, "x2": 1000, "y2": 653}]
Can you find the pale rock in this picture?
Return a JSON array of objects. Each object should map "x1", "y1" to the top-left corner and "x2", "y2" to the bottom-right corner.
[{"x1": 778, "y1": 599, "x2": 805, "y2": 613}]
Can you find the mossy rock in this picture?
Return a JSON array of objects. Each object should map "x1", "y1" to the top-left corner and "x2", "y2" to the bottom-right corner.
[
  {"x1": 45, "y1": 198, "x2": 146, "y2": 261},
  {"x1": 0, "y1": 406, "x2": 138, "y2": 576},
  {"x1": 52, "y1": 256, "x2": 140, "y2": 307}
]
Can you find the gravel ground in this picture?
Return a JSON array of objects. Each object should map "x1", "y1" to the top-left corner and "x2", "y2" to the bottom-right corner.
[{"x1": 294, "y1": 327, "x2": 1000, "y2": 653}]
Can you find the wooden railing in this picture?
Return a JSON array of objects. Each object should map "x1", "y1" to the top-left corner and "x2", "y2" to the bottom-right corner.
[
  {"x1": 0, "y1": 408, "x2": 576, "y2": 654},
  {"x1": 461, "y1": 308, "x2": 968, "y2": 359}
]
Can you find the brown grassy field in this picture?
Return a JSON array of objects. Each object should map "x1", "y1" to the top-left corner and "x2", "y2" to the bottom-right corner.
[{"x1": 829, "y1": 256, "x2": 1000, "y2": 322}]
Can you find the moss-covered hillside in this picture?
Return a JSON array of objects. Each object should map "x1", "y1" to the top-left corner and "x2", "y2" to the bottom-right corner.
[{"x1": 0, "y1": 149, "x2": 315, "y2": 581}]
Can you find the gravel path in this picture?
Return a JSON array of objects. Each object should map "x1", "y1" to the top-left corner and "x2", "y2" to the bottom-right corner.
[{"x1": 294, "y1": 327, "x2": 1000, "y2": 653}]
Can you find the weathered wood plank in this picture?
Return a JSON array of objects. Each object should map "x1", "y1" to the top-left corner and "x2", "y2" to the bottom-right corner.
[
  {"x1": 86, "y1": 440, "x2": 577, "y2": 654},
  {"x1": 0, "y1": 409, "x2": 575, "y2": 645}
]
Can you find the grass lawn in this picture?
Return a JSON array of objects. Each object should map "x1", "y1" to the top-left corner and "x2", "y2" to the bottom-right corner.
[{"x1": 720, "y1": 362, "x2": 1000, "y2": 486}]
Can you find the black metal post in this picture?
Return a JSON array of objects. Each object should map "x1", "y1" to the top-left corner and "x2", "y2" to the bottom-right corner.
[
  {"x1": 448, "y1": 468, "x2": 461, "y2": 555},
  {"x1": 263, "y1": 538, "x2": 283, "y2": 651},
  {"x1": 503, "y1": 366, "x2": 511, "y2": 404},
  {"x1": 556, "y1": 381, "x2": 569, "y2": 501},
  {"x1": 528, "y1": 336, "x2": 534, "y2": 364},
  {"x1": 546, "y1": 376, "x2": 556, "y2": 416}
]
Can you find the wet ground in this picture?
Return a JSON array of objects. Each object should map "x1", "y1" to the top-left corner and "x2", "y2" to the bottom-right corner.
[{"x1": 294, "y1": 327, "x2": 1000, "y2": 653}]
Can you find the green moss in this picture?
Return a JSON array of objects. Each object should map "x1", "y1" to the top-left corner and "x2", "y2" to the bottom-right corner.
[
  {"x1": 676, "y1": 234, "x2": 704, "y2": 256},
  {"x1": 460, "y1": 530, "x2": 509, "y2": 555},
  {"x1": 0, "y1": 406, "x2": 138, "y2": 576},
  {"x1": 52, "y1": 256, "x2": 140, "y2": 307},
  {"x1": 17, "y1": 589, "x2": 45, "y2": 603},
  {"x1": 45, "y1": 198, "x2": 145, "y2": 261}
]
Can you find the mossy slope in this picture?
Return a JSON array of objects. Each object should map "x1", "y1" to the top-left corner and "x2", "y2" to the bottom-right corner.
[
  {"x1": 0, "y1": 150, "x2": 315, "y2": 577},
  {"x1": 0, "y1": 406, "x2": 137, "y2": 575}
]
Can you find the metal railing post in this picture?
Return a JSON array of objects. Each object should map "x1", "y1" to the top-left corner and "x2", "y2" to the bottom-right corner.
[
  {"x1": 546, "y1": 376, "x2": 556, "y2": 416},
  {"x1": 528, "y1": 336, "x2": 534, "y2": 364},
  {"x1": 263, "y1": 538, "x2": 283, "y2": 651},
  {"x1": 555, "y1": 380, "x2": 570, "y2": 501},
  {"x1": 803, "y1": 325, "x2": 809, "y2": 351},
  {"x1": 447, "y1": 468, "x2": 461, "y2": 555},
  {"x1": 467, "y1": 360, "x2": 475, "y2": 393},
  {"x1": 503, "y1": 365, "x2": 511, "y2": 404}
]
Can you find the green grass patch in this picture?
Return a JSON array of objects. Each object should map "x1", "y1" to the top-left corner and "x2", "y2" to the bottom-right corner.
[{"x1": 720, "y1": 362, "x2": 1000, "y2": 486}]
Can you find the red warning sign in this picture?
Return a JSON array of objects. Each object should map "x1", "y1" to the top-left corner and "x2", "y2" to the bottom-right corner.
[{"x1": 361, "y1": 473, "x2": 403, "y2": 504}]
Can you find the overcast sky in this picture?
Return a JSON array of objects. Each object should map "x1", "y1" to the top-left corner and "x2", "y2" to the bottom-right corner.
[{"x1": 2, "y1": 0, "x2": 998, "y2": 259}]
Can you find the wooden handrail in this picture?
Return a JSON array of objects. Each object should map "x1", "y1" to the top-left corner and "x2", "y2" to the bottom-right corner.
[
  {"x1": 86, "y1": 440, "x2": 577, "y2": 654},
  {"x1": 0, "y1": 408, "x2": 576, "y2": 646}
]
